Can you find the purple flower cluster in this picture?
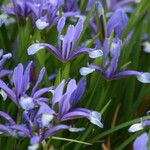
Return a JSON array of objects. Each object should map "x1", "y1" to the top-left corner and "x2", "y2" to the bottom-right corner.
[
  {"x1": 0, "y1": 61, "x2": 103, "y2": 149},
  {"x1": 0, "y1": 0, "x2": 149, "y2": 149}
]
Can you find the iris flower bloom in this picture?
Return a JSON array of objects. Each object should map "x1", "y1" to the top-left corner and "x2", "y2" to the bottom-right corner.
[
  {"x1": 80, "y1": 38, "x2": 150, "y2": 83},
  {"x1": 0, "y1": 109, "x2": 83, "y2": 150},
  {"x1": 0, "y1": 61, "x2": 53, "y2": 110},
  {"x1": 0, "y1": 78, "x2": 103, "y2": 149},
  {"x1": 129, "y1": 119, "x2": 150, "y2": 150},
  {"x1": 2, "y1": 0, "x2": 62, "y2": 30},
  {"x1": 27, "y1": 17, "x2": 102, "y2": 62},
  {"x1": 0, "y1": 49, "x2": 12, "y2": 78}
]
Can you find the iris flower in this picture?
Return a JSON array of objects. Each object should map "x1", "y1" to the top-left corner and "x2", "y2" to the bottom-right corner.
[
  {"x1": 129, "y1": 119, "x2": 150, "y2": 150},
  {"x1": 27, "y1": 17, "x2": 102, "y2": 62},
  {"x1": 80, "y1": 38, "x2": 150, "y2": 83},
  {"x1": 0, "y1": 61, "x2": 53, "y2": 110}
]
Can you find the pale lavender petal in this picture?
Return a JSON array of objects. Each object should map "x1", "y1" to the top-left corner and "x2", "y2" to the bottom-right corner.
[
  {"x1": 133, "y1": 133, "x2": 148, "y2": 150},
  {"x1": 52, "y1": 80, "x2": 65, "y2": 108},
  {"x1": 80, "y1": 67, "x2": 95, "y2": 76},
  {"x1": 13, "y1": 64, "x2": 24, "y2": 98},
  {"x1": 30, "y1": 136, "x2": 40, "y2": 145},
  {"x1": 69, "y1": 78, "x2": 86, "y2": 106},
  {"x1": 22, "y1": 61, "x2": 33, "y2": 93},
  {"x1": 57, "y1": 17, "x2": 66, "y2": 35},
  {"x1": 137, "y1": 73, "x2": 150, "y2": 83},
  {"x1": 31, "y1": 67, "x2": 45, "y2": 96}
]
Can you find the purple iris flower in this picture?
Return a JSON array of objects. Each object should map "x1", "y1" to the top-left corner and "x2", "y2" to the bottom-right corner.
[
  {"x1": 0, "y1": 49, "x2": 12, "y2": 78},
  {"x1": 0, "y1": 61, "x2": 53, "y2": 110},
  {"x1": 27, "y1": 17, "x2": 102, "y2": 62},
  {"x1": 0, "y1": 109, "x2": 83, "y2": 150},
  {"x1": 129, "y1": 119, "x2": 150, "y2": 150},
  {"x1": 2, "y1": 0, "x2": 62, "y2": 30},
  {"x1": 80, "y1": 38, "x2": 150, "y2": 83},
  {"x1": 50, "y1": 79, "x2": 103, "y2": 128},
  {"x1": 2, "y1": 0, "x2": 32, "y2": 18}
]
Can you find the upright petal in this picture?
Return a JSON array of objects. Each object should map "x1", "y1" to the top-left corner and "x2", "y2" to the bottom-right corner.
[
  {"x1": 52, "y1": 80, "x2": 65, "y2": 108},
  {"x1": 13, "y1": 64, "x2": 24, "y2": 98}
]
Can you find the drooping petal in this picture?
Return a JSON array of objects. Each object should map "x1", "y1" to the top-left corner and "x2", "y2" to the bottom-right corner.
[
  {"x1": 11, "y1": 125, "x2": 31, "y2": 137},
  {"x1": 27, "y1": 43, "x2": 45, "y2": 55},
  {"x1": 137, "y1": 73, "x2": 150, "y2": 83},
  {"x1": 61, "y1": 108, "x2": 103, "y2": 128},
  {"x1": 0, "y1": 70, "x2": 13, "y2": 78},
  {"x1": 80, "y1": 67, "x2": 95, "y2": 76},
  {"x1": 0, "y1": 111, "x2": 15, "y2": 125},
  {"x1": 0, "y1": 80, "x2": 17, "y2": 104},
  {"x1": 128, "y1": 123, "x2": 144, "y2": 132},
  {"x1": 43, "y1": 124, "x2": 70, "y2": 139},
  {"x1": 88, "y1": 49, "x2": 103, "y2": 59},
  {"x1": 0, "y1": 124, "x2": 14, "y2": 136},
  {"x1": 35, "y1": 18, "x2": 49, "y2": 30},
  {"x1": 113, "y1": 70, "x2": 142, "y2": 79}
]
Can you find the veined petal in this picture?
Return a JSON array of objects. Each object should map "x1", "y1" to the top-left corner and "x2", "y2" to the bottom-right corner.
[
  {"x1": 35, "y1": 19, "x2": 49, "y2": 30},
  {"x1": 88, "y1": 49, "x2": 103, "y2": 59},
  {"x1": 89, "y1": 111, "x2": 103, "y2": 128},
  {"x1": 27, "y1": 43, "x2": 45, "y2": 55},
  {"x1": 128, "y1": 123, "x2": 144, "y2": 132},
  {"x1": 137, "y1": 73, "x2": 150, "y2": 83},
  {"x1": 80, "y1": 67, "x2": 95, "y2": 76}
]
